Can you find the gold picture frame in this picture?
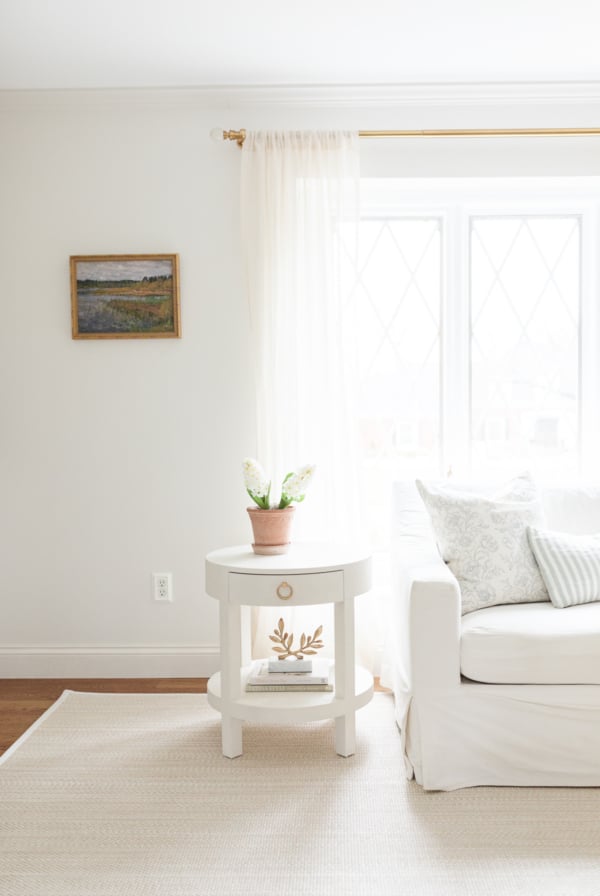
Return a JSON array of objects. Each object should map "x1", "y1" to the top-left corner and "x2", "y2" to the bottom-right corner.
[{"x1": 70, "y1": 254, "x2": 180, "y2": 339}]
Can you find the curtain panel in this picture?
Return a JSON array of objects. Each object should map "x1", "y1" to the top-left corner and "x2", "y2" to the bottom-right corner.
[{"x1": 240, "y1": 130, "x2": 372, "y2": 662}]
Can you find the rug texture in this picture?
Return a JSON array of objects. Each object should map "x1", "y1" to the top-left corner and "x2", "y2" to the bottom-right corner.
[{"x1": 1, "y1": 691, "x2": 600, "y2": 896}]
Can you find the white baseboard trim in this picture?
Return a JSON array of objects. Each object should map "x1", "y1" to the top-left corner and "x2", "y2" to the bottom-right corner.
[{"x1": 0, "y1": 645, "x2": 220, "y2": 678}]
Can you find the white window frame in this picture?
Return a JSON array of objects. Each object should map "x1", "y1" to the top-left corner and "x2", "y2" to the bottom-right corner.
[{"x1": 359, "y1": 176, "x2": 600, "y2": 483}]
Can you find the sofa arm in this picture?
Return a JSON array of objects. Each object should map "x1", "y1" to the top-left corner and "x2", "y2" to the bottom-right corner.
[
  {"x1": 388, "y1": 537, "x2": 461, "y2": 694},
  {"x1": 409, "y1": 564, "x2": 461, "y2": 690}
]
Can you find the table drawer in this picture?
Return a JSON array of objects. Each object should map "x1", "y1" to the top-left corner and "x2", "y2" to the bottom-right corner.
[{"x1": 228, "y1": 570, "x2": 343, "y2": 606}]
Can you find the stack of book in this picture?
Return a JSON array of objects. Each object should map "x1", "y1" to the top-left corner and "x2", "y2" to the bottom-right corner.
[{"x1": 245, "y1": 658, "x2": 333, "y2": 692}]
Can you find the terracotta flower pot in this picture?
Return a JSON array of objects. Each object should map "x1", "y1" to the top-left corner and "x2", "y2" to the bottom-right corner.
[{"x1": 247, "y1": 506, "x2": 295, "y2": 555}]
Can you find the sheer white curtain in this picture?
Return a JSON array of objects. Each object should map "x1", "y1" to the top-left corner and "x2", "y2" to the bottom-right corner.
[{"x1": 240, "y1": 130, "x2": 376, "y2": 665}]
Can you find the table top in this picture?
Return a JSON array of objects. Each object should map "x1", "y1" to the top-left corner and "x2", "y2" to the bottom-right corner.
[{"x1": 206, "y1": 542, "x2": 371, "y2": 575}]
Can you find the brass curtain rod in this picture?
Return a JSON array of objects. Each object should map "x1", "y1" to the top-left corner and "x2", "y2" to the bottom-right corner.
[{"x1": 220, "y1": 127, "x2": 600, "y2": 146}]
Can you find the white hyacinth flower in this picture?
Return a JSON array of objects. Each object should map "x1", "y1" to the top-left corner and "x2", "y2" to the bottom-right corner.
[
  {"x1": 242, "y1": 457, "x2": 271, "y2": 509},
  {"x1": 279, "y1": 464, "x2": 316, "y2": 508}
]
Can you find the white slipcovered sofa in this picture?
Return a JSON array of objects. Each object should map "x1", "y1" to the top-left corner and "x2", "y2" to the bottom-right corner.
[{"x1": 385, "y1": 480, "x2": 600, "y2": 791}]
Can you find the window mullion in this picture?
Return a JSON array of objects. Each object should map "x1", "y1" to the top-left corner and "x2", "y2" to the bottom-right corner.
[
  {"x1": 580, "y1": 206, "x2": 600, "y2": 478},
  {"x1": 441, "y1": 205, "x2": 471, "y2": 478}
]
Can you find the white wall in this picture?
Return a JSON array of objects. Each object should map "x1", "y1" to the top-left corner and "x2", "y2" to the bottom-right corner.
[
  {"x1": 1, "y1": 92, "x2": 255, "y2": 675},
  {"x1": 2, "y1": 85, "x2": 600, "y2": 676}
]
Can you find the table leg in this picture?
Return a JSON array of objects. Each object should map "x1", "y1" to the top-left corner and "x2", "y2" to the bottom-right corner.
[
  {"x1": 240, "y1": 605, "x2": 252, "y2": 667},
  {"x1": 222, "y1": 716, "x2": 243, "y2": 759},
  {"x1": 219, "y1": 598, "x2": 243, "y2": 758},
  {"x1": 335, "y1": 713, "x2": 356, "y2": 758},
  {"x1": 334, "y1": 596, "x2": 356, "y2": 757}
]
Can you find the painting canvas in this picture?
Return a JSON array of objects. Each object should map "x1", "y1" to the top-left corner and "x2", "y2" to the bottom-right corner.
[{"x1": 70, "y1": 254, "x2": 180, "y2": 339}]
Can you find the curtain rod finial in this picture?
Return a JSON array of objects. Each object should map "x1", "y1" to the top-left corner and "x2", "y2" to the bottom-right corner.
[
  {"x1": 209, "y1": 127, "x2": 225, "y2": 143},
  {"x1": 211, "y1": 128, "x2": 246, "y2": 146},
  {"x1": 227, "y1": 129, "x2": 247, "y2": 146},
  {"x1": 228, "y1": 129, "x2": 246, "y2": 146}
]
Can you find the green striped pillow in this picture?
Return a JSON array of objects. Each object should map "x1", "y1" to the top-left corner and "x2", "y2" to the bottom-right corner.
[{"x1": 527, "y1": 527, "x2": 600, "y2": 608}]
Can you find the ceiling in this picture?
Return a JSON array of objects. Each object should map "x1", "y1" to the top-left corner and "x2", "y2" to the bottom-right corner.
[{"x1": 1, "y1": 0, "x2": 600, "y2": 90}]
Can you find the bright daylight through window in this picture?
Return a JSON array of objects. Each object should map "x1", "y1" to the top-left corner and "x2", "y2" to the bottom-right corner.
[{"x1": 343, "y1": 177, "x2": 600, "y2": 549}]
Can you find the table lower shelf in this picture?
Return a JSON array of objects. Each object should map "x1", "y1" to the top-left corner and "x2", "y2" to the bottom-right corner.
[{"x1": 207, "y1": 664, "x2": 373, "y2": 724}]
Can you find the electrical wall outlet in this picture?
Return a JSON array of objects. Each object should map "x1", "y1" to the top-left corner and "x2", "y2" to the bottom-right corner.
[{"x1": 153, "y1": 572, "x2": 173, "y2": 602}]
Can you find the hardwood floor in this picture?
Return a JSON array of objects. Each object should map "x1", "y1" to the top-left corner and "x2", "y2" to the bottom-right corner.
[
  {"x1": 0, "y1": 676, "x2": 388, "y2": 756},
  {"x1": 0, "y1": 679, "x2": 208, "y2": 756}
]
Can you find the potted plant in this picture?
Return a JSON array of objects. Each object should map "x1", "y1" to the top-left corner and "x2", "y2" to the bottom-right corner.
[{"x1": 242, "y1": 458, "x2": 316, "y2": 554}]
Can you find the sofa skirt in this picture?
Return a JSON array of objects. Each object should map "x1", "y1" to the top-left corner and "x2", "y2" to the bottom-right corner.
[{"x1": 391, "y1": 678, "x2": 600, "y2": 791}]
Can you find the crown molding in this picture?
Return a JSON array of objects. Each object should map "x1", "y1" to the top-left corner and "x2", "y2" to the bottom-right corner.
[
  {"x1": 3, "y1": 81, "x2": 600, "y2": 111},
  {"x1": 221, "y1": 81, "x2": 600, "y2": 108}
]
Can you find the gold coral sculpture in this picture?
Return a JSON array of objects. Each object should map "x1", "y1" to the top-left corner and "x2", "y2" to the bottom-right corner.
[{"x1": 269, "y1": 618, "x2": 324, "y2": 661}]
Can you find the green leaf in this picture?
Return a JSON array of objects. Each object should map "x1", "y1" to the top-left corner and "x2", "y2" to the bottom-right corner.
[
  {"x1": 246, "y1": 488, "x2": 263, "y2": 508},
  {"x1": 246, "y1": 484, "x2": 272, "y2": 509}
]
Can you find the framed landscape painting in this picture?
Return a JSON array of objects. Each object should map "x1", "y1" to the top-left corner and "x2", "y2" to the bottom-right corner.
[{"x1": 70, "y1": 254, "x2": 180, "y2": 339}]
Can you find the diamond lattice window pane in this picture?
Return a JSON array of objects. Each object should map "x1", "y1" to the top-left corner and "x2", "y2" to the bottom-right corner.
[
  {"x1": 470, "y1": 216, "x2": 580, "y2": 478},
  {"x1": 342, "y1": 217, "x2": 442, "y2": 545},
  {"x1": 352, "y1": 219, "x2": 441, "y2": 458}
]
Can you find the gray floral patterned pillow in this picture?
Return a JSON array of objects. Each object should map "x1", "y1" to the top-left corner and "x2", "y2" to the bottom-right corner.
[{"x1": 416, "y1": 474, "x2": 549, "y2": 614}]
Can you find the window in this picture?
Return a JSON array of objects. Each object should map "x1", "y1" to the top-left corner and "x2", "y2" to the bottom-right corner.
[
  {"x1": 344, "y1": 177, "x2": 600, "y2": 548},
  {"x1": 470, "y1": 214, "x2": 580, "y2": 479}
]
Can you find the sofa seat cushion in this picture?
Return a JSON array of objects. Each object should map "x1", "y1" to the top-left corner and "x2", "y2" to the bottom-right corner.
[{"x1": 461, "y1": 601, "x2": 600, "y2": 684}]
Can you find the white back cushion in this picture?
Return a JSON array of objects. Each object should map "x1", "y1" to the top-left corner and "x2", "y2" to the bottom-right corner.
[
  {"x1": 540, "y1": 487, "x2": 600, "y2": 534},
  {"x1": 393, "y1": 482, "x2": 600, "y2": 540}
]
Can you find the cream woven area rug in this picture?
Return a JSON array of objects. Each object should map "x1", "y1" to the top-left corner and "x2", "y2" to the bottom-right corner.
[{"x1": 1, "y1": 691, "x2": 600, "y2": 896}]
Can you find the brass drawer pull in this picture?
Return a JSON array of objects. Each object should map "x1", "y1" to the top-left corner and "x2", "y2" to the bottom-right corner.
[{"x1": 276, "y1": 581, "x2": 293, "y2": 601}]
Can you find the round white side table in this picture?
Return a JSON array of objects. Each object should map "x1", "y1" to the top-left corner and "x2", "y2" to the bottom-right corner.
[{"x1": 205, "y1": 543, "x2": 373, "y2": 758}]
